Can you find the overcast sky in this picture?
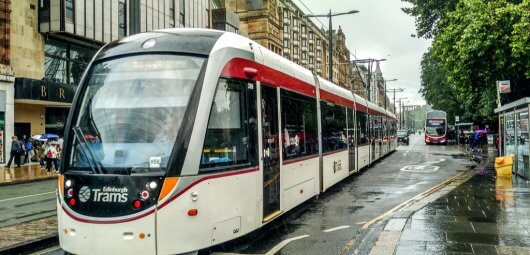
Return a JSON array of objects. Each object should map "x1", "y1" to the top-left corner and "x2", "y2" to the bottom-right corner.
[{"x1": 299, "y1": 0, "x2": 432, "y2": 106}]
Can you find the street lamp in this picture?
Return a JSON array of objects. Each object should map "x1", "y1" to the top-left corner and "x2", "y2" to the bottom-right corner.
[
  {"x1": 352, "y1": 58, "x2": 386, "y2": 102},
  {"x1": 384, "y1": 78, "x2": 398, "y2": 111},
  {"x1": 305, "y1": 10, "x2": 359, "y2": 83}
]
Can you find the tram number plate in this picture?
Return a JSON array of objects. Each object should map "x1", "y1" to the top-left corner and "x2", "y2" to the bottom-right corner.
[{"x1": 150, "y1": 157, "x2": 161, "y2": 168}]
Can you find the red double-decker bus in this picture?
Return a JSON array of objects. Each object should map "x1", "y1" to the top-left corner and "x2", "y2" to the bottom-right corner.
[{"x1": 425, "y1": 110, "x2": 447, "y2": 145}]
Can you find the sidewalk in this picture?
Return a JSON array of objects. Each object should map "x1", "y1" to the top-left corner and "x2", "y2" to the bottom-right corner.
[
  {"x1": 371, "y1": 148, "x2": 530, "y2": 255},
  {"x1": 0, "y1": 163, "x2": 58, "y2": 186}
]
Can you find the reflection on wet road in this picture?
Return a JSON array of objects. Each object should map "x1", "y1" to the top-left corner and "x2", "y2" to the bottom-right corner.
[
  {"x1": 395, "y1": 162, "x2": 530, "y2": 255},
  {"x1": 212, "y1": 134, "x2": 475, "y2": 255}
]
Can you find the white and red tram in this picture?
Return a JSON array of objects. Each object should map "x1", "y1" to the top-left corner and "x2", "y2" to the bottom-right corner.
[{"x1": 57, "y1": 29, "x2": 397, "y2": 255}]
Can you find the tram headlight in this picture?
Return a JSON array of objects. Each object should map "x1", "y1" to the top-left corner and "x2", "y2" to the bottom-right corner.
[
  {"x1": 67, "y1": 188, "x2": 74, "y2": 198},
  {"x1": 65, "y1": 179, "x2": 72, "y2": 188},
  {"x1": 146, "y1": 181, "x2": 158, "y2": 191}
]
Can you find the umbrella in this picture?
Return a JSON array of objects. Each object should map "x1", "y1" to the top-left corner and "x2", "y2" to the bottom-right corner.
[
  {"x1": 31, "y1": 134, "x2": 42, "y2": 140},
  {"x1": 41, "y1": 134, "x2": 59, "y2": 139}
]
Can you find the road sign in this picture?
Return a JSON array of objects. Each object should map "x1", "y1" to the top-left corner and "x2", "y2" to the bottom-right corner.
[
  {"x1": 455, "y1": 116, "x2": 460, "y2": 122},
  {"x1": 498, "y1": 80, "x2": 511, "y2": 93}
]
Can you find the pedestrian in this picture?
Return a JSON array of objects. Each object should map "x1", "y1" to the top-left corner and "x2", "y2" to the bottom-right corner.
[
  {"x1": 38, "y1": 142, "x2": 46, "y2": 169},
  {"x1": 25, "y1": 138, "x2": 35, "y2": 163},
  {"x1": 6, "y1": 136, "x2": 22, "y2": 168},
  {"x1": 44, "y1": 142, "x2": 59, "y2": 173}
]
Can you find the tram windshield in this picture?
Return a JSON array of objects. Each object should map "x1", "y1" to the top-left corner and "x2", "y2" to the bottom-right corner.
[{"x1": 67, "y1": 54, "x2": 205, "y2": 174}]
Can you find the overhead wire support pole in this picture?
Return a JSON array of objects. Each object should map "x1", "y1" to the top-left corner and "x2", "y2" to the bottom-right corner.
[{"x1": 305, "y1": 10, "x2": 359, "y2": 83}]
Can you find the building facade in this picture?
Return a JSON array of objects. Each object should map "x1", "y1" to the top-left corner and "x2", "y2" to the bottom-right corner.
[
  {"x1": 221, "y1": 0, "x2": 352, "y2": 88},
  {"x1": 1, "y1": 0, "x2": 209, "y2": 164},
  {"x1": 0, "y1": 0, "x2": 14, "y2": 162}
]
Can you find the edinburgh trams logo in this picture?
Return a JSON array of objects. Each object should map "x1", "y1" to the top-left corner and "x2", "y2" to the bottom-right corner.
[
  {"x1": 78, "y1": 186, "x2": 91, "y2": 202},
  {"x1": 78, "y1": 186, "x2": 129, "y2": 203}
]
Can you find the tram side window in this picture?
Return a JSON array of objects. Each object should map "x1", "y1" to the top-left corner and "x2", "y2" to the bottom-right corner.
[
  {"x1": 320, "y1": 102, "x2": 347, "y2": 153},
  {"x1": 281, "y1": 90, "x2": 318, "y2": 160},
  {"x1": 199, "y1": 78, "x2": 257, "y2": 172},
  {"x1": 356, "y1": 111, "x2": 368, "y2": 145}
]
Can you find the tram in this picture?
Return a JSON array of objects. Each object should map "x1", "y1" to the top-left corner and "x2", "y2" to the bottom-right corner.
[
  {"x1": 57, "y1": 29, "x2": 397, "y2": 255},
  {"x1": 425, "y1": 110, "x2": 448, "y2": 144}
]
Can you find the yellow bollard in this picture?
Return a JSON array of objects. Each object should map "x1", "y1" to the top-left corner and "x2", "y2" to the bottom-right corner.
[{"x1": 494, "y1": 154, "x2": 514, "y2": 178}]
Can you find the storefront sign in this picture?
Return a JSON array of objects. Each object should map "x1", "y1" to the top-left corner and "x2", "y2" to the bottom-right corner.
[{"x1": 14, "y1": 78, "x2": 75, "y2": 103}]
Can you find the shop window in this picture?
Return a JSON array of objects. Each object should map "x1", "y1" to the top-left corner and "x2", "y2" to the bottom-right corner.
[
  {"x1": 200, "y1": 78, "x2": 257, "y2": 172},
  {"x1": 281, "y1": 90, "x2": 318, "y2": 160},
  {"x1": 321, "y1": 102, "x2": 347, "y2": 153}
]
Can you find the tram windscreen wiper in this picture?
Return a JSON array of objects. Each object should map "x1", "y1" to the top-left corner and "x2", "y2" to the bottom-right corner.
[{"x1": 72, "y1": 126, "x2": 103, "y2": 174}]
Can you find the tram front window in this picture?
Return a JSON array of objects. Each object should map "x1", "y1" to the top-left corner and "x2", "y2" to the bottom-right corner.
[{"x1": 68, "y1": 54, "x2": 205, "y2": 174}]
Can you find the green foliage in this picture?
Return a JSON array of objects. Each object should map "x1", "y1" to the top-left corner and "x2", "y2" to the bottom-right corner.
[{"x1": 405, "y1": 0, "x2": 530, "y2": 125}]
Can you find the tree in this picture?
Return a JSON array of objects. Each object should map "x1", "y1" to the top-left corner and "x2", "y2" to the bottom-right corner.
[{"x1": 405, "y1": 0, "x2": 530, "y2": 125}]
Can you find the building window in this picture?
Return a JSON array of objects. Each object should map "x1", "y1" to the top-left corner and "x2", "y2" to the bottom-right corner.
[
  {"x1": 302, "y1": 39, "x2": 306, "y2": 47},
  {"x1": 118, "y1": 1, "x2": 126, "y2": 37},
  {"x1": 283, "y1": 24, "x2": 289, "y2": 32},
  {"x1": 293, "y1": 32, "x2": 298, "y2": 41},
  {"x1": 179, "y1": 0, "x2": 185, "y2": 26},
  {"x1": 283, "y1": 39, "x2": 289, "y2": 48},
  {"x1": 301, "y1": 25, "x2": 306, "y2": 33},
  {"x1": 169, "y1": 0, "x2": 175, "y2": 22},
  {"x1": 293, "y1": 46, "x2": 299, "y2": 54},
  {"x1": 309, "y1": 32, "x2": 314, "y2": 40},
  {"x1": 309, "y1": 56, "x2": 314, "y2": 64},
  {"x1": 317, "y1": 39, "x2": 321, "y2": 46},
  {"x1": 293, "y1": 18, "x2": 298, "y2": 27},
  {"x1": 44, "y1": 39, "x2": 97, "y2": 86},
  {"x1": 283, "y1": 10, "x2": 289, "y2": 19},
  {"x1": 65, "y1": 0, "x2": 74, "y2": 20}
]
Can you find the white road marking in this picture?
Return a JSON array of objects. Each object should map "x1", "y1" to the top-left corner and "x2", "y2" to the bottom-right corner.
[
  {"x1": 424, "y1": 158, "x2": 446, "y2": 165},
  {"x1": 323, "y1": 225, "x2": 350, "y2": 233},
  {"x1": 0, "y1": 191, "x2": 55, "y2": 203},
  {"x1": 264, "y1": 235, "x2": 310, "y2": 255},
  {"x1": 403, "y1": 136, "x2": 421, "y2": 157},
  {"x1": 400, "y1": 165, "x2": 440, "y2": 172},
  {"x1": 356, "y1": 221, "x2": 367, "y2": 225}
]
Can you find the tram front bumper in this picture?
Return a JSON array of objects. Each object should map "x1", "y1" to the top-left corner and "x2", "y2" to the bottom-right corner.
[{"x1": 58, "y1": 202, "x2": 157, "y2": 255}]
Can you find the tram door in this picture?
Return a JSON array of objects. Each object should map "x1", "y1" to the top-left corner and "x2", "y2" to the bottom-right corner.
[
  {"x1": 348, "y1": 108, "x2": 356, "y2": 173},
  {"x1": 261, "y1": 85, "x2": 281, "y2": 220}
]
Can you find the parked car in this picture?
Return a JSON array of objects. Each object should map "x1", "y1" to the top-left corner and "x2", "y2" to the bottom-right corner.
[{"x1": 397, "y1": 130, "x2": 410, "y2": 145}]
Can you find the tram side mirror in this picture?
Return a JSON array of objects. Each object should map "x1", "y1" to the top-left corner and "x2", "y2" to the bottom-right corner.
[{"x1": 115, "y1": 150, "x2": 128, "y2": 165}]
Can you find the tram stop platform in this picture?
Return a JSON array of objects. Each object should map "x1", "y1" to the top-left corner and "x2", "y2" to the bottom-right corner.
[
  {"x1": 368, "y1": 147, "x2": 530, "y2": 255},
  {"x1": 0, "y1": 163, "x2": 58, "y2": 186}
]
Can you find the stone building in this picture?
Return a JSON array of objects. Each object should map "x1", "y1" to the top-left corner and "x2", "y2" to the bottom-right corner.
[
  {"x1": 6, "y1": 0, "x2": 210, "y2": 150},
  {"x1": 0, "y1": 0, "x2": 14, "y2": 162},
  {"x1": 350, "y1": 61, "x2": 393, "y2": 112},
  {"x1": 221, "y1": 0, "x2": 352, "y2": 88}
]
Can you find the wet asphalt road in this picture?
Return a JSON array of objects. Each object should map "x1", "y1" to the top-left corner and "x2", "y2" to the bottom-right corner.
[
  {"x1": 225, "y1": 134, "x2": 475, "y2": 255},
  {"x1": 31, "y1": 134, "x2": 475, "y2": 255},
  {"x1": 0, "y1": 179, "x2": 56, "y2": 227}
]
